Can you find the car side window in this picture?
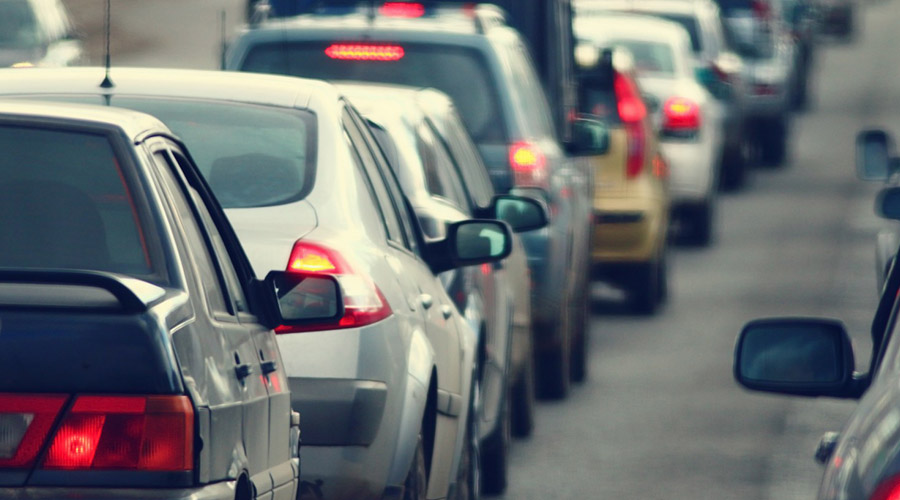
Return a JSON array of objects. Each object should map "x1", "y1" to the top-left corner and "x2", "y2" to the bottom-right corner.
[
  {"x1": 342, "y1": 109, "x2": 409, "y2": 248},
  {"x1": 428, "y1": 116, "x2": 494, "y2": 211},
  {"x1": 511, "y1": 42, "x2": 558, "y2": 141},
  {"x1": 416, "y1": 122, "x2": 468, "y2": 210},
  {"x1": 151, "y1": 146, "x2": 247, "y2": 316}
]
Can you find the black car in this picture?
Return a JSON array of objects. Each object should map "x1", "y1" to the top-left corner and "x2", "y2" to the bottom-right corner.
[{"x1": 0, "y1": 100, "x2": 335, "y2": 499}]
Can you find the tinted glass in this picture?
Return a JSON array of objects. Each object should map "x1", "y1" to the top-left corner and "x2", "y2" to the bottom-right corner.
[
  {"x1": 608, "y1": 40, "x2": 675, "y2": 76},
  {"x1": 655, "y1": 14, "x2": 702, "y2": 53},
  {"x1": 113, "y1": 98, "x2": 317, "y2": 209},
  {"x1": 241, "y1": 42, "x2": 507, "y2": 143},
  {"x1": 0, "y1": 0, "x2": 39, "y2": 49},
  {"x1": 0, "y1": 126, "x2": 153, "y2": 276},
  {"x1": 714, "y1": 0, "x2": 755, "y2": 13}
]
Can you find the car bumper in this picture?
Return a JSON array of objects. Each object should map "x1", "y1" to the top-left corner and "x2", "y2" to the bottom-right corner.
[
  {"x1": 276, "y1": 318, "x2": 426, "y2": 500},
  {"x1": 0, "y1": 481, "x2": 241, "y2": 500},
  {"x1": 661, "y1": 141, "x2": 716, "y2": 204},
  {"x1": 591, "y1": 188, "x2": 666, "y2": 264}
]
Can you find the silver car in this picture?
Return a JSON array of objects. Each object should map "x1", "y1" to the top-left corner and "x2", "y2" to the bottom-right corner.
[{"x1": 0, "y1": 67, "x2": 523, "y2": 500}]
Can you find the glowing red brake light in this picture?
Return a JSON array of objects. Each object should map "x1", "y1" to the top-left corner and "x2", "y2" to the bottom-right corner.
[
  {"x1": 325, "y1": 44, "x2": 405, "y2": 61},
  {"x1": 871, "y1": 474, "x2": 900, "y2": 500},
  {"x1": 281, "y1": 241, "x2": 392, "y2": 333},
  {"x1": 509, "y1": 141, "x2": 549, "y2": 189},
  {"x1": 41, "y1": 395, "x2": 193, "y2": 471},
  {"x1": 614, "y1": 73, "x2": 646, "y2": 123},
  {"x1": 614, "y1": 73, "x2": 647, "y2": 178},
  {"x1": 0, "y1": 394, "x2": 67, "y2": 468},
  {"x1": 662, "y1": 97, "x2": 701, "y2": 137},
  {"x1": 380, "y1": 2, "x2": 425, "y2": 17}
]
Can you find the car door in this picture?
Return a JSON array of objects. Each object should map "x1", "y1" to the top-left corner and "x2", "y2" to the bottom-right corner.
[{"x1": 148, "y1": 141, "x2": 277, "y2": 498}]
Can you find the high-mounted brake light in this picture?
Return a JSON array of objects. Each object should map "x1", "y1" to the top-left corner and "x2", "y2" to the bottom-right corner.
[
  {"x1": 280, "y1": 241, "x2": 392, "y2": 333},
  {"x1": 41, "y1": 395, "x2": 193, "y2": 471},
  {"x1": 0, "y1": 394, "x2": 67, "y2": 468},
  {"x1": 614, "y1": 73, "x2": 647, "y2": 178},
  {"x1": 509, "y1": 141, "x2": 549, "y2": 190},
  {"x1": 662, "y1": 97, "x2": 701, "y2": 138},
  {"x1": 380, "y1": 2, "x2": 425, "y2": 17},
  {"x1": 325, "y1": 44, "x2": 405, "y2": 61}
]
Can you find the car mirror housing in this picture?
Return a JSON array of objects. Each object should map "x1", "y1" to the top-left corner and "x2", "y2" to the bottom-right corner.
[
  {"x1": 425, "y1": 220, "x2": 513, "y2": 274},
  {"x1": 566, "y1": 116, "x2": 610, "y2": 156},
  {"x1": 877, "y1": 186, "x2": 900, "y2": 220},
  {"x1": 734, "y1": 317, "x2": 856, "y2": 398},
  {"x1": 489, "y1": 194, "x2": 549, "y2": 233},
  {"x1": 259, "y1": 271, "x2": 344, "y2": 328},
  {"x1": 856, "y1": 128, "x2": 894, "y2": 181}
]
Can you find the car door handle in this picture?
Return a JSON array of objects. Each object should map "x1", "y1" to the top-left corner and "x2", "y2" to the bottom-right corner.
[
  {"x1": 441, "y1": 305, "x2": 453, "y2": 319},
  {"x1": 261, "y1": 360, "x2": 278, "y2": 375},
  {"x1": 235, "y1": 363, "x2": 253, "y2": 380},
  {"x1": 419, "y1": 294, "x2": 434, "y2": 309}
]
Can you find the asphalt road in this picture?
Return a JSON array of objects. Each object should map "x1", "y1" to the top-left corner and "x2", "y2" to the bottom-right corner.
[{"x1": 59, "y1": 0, "x2": 898, "y2": 498}]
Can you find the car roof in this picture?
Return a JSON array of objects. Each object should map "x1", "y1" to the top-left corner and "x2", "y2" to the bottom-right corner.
[
  {"x1": 337, "y1": 82, "x2": 454, "y2": 119},
  {"x1": 245, "y1": 4, "x2": 501, "y2": 36},
  {"x1": 576, "y1": 0, "x2": 707, "y2": 16},
  {"x1": 575, "y1": 12, "x2": 691, "y2": 44},
  {"x1": 0, "y1": 67, "x2": 342, "y2": 110},
  {"x1": 0, "y1": 98, "x2": 169, "y2": 139}
]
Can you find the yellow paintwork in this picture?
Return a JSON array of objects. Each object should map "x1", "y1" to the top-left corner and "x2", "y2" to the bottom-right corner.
[{"x1": 590, "y1": 126, "x2": 669, "y2": 264}]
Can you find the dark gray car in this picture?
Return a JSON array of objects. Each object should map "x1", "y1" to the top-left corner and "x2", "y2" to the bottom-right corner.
[{"x1": 0, "y1": 100, "x2": 334, "y2": 499}]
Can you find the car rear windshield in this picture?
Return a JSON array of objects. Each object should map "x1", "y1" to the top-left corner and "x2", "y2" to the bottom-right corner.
[
  {"x1": 114, "y1": 98, "x2": 318, "y2": 209},
  {"x1": 0, "y1": 125, "x2": 156, "y2": 277},
  {"x1": 654, "y1": 14, "x2": 702, "y2": 54},
  {"x1": 608, "y1": 40, "x2": 676, "y2": 76},
  {"x1": 240, "y1": 42, "x2": 507, "y2": 144},
  {"x1": 713, "y1": 0, "x2": 755, "y2": 13}
]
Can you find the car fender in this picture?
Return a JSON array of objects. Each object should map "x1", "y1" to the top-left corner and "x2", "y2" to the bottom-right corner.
[{"x1": 385, "y1": 328, "x2": 435, "y2": 486}]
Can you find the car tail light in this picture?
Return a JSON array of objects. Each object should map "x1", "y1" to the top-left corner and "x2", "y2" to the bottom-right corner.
[
  {"x1": 379, "y1": 2, "x2": 425, "y2": 17},
  {"x1": 662, "y1": 97, "x2": 701, "y2": 138},
  {"x1": 614, "y1": 72, "x2": 647, "y2": 179},
  {"x1": 871, "y1": 474, "x2": 900, "y2": 500},
  {"x1": 325, "y1": 44, "x2": 405, "y2": 61},
  {"x1": 41, "y1": 395, "x2": 193, "y2": 471},
  {"x1": 0, "y1": 394, "x2": 67, "y2": 468},
  {"x1": 280, "y1": 241, "x2": 392, "y2": 333},
  {"x1": 509, "y1": 141, "x2": 549, "y2": 189},
  {"x1": 752, "y1": 0, "x2": 772, "y2": 20}
]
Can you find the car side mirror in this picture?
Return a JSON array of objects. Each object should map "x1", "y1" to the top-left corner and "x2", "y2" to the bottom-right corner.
[
  {"x1": 734, "y1": 318, "x2": 856, "y2": 398},
  {"x1": 876, "y1": 186, "x2": 900, "y2": 220},
  {"x1": 566, "y1": 117, "x2": 610, "y2": 156},
  {"x1": 856, "y1": 128, "x2": 894, "y2": 181},
  {"x1": 425, "y1": 220, "x2": 513, "y2": 274},
  {"x1": 260, "y1": 271, "x2": 344, "y2": 329},
  {"x1": 489, "y1": 194, "x2": 549, "y2": 233}
]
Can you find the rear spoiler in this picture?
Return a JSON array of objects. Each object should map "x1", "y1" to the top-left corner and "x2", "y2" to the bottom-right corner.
[{"x1": 0, "y1": 269, "x2": 165, "y2": 313}]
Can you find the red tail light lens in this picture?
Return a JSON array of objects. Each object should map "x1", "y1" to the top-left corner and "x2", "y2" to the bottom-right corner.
[
  {"x1": 614, "y1": 73, "x2": 647, "y2": 178},
  {"x1": 662, "y1": 97, "x2": 701, "y2": 138},
  {"x1": 509, "y1": 141, "x2": 549, "y2": 189},
  {"x1": 281, "y1": 242, "x2": 392, "y2": 333},
  {"x1": 379, "y1": 2, "x2": 425, "y2": 17},
  {"x1": 325, "y1": 44, "x2": 405, "y2": 61},
  {"x1": 42, "y1": 395, "x2": 193, "y2": 471},
  {"x1": 871, "y1": 474, "x2": 900, "y2": 500},
  {"x1": 0, "y1": 394, "x2": 67, "y2": 468}
]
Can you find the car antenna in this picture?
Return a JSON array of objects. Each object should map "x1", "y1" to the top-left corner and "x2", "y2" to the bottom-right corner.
[
  {"x1": 100, "y1": 0, "x2": 114, "y2": 90},
  {"x1": 219, "y1": 9, "x2": 227, "y2": 69}
]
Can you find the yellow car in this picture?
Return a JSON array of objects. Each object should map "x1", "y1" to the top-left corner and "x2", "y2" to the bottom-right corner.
[{"x1": 579, "y1": 49, "x2": 670, "y2": 314}]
